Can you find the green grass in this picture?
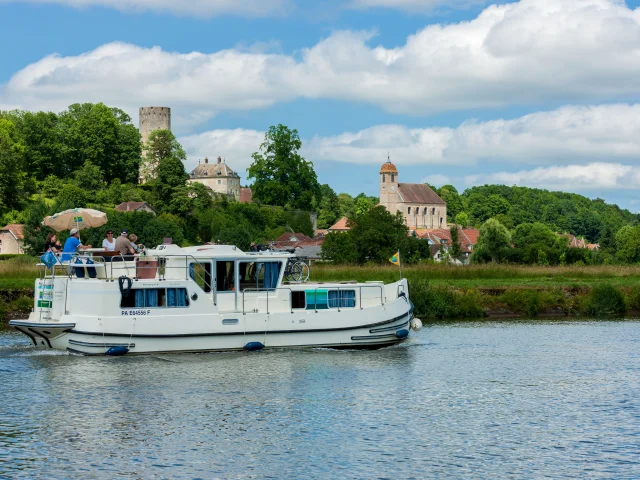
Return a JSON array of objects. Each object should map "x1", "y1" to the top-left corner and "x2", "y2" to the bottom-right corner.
[
  {"x1": 0, "y1": 256, "x2": 39, "y2": 289},
  {"x1": 310, "y1": 263, "x2": 640, "y2": 288}
]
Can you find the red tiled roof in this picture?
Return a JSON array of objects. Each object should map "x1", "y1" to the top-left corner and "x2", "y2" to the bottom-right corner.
[
  {"x1": 587, "y1": 243, "x2": 600, "y2": 250},
  {"x1": 315, "y1": 229, "x2": 328, "y2": 237},
  {"x1": 397, "y1": 183, "x2": 445, "y2": 205},
  {"x1": 115, "y1": 202, "x2": 156, "y2": 213},
  {"x1": 419, "y1": 227, "x2": 480, "y2": 254},
  {"x1": 239, "y1": 187, "x2": 253, "y2": 203},
  {"x1": 1, "y1": 224, "x2": 24, "y2": 240},
  {"x1": 328, "y1": 217, "x2": 351, "y2": 231}
]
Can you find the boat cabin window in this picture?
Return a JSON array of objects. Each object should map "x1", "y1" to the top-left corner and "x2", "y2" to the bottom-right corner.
[
  {"x1": 189, "y1": 262, "x2": 212, "y2": 293},
  {"x1": 238, "y1": 261, "x2": 282, "y2": 291},
  {"x1": 121, "y1": 288, "x2": 190, "y2": 308},
  {"x1": 216, "y1": 261, "x2": 235, "y2": 292},
  {"x1": 305, "y1": 289, "x2": 328, "y2": 310},
  {"x1": 291, "y1": 291, "x2": 306, "y2": 309},
  {"x1": 328, "y1": 290, "x2": 356, "y2": 308}
]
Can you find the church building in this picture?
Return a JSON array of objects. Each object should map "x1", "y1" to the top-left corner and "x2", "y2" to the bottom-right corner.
[{"x1": 379, "y1": 157, "x2": 447, "y2": 229}]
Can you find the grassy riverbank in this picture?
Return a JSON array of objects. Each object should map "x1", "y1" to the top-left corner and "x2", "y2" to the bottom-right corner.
[
  {"x1": 311, "y1": 264, "x2": 640, "y2": 319},
  {"x1": 2, "y1": 257, "x2": 640, "y2": 321}
]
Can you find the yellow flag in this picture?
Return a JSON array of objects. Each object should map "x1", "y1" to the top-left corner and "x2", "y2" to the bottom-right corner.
[{"x1": 389, "y1": 251, "x2": 400, "y2": 266}]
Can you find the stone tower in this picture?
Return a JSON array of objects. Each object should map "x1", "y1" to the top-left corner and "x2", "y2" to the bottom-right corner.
[
  {"x1": 380, "y1": 155, "x2": 398, "y2": 214},
  {"x1": 139, "y1": 106, "x2": 171, "y2": 145},
  {"x1": 138, "y1": 106, "x2": 171, "y2": 182}
]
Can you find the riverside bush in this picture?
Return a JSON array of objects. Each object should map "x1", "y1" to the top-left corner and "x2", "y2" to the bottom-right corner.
[
  {"x1": 585, "y1": 284, "x2": 626, "y2": 316},
  {"x1": 410, "y1": 280, "x2": 484, "y2": 319},
  {"x1": 497, "y1": 288, "x2": 566, "y2": 316}
]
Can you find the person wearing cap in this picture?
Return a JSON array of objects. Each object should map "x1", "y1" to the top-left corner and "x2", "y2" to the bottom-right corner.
[
  {"x1": 61, "y1": 228, "x2": 92, "y2": 262},
  {"x1": 115, "y1": 229, "x2": 136, "y2": 258}
]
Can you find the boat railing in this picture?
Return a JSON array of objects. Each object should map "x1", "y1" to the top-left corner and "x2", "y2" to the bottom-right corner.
[
  {"x1": 39, "y1": 253, "x2": 213, "y2": 292},
  {"x1": 241, "y1": 284, "x2": 384, "y2": 315}
]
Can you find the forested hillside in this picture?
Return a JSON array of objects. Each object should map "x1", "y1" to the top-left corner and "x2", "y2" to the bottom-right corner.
[{"x1": 436, "y1": 184, "x2": 636, "y2": 244}]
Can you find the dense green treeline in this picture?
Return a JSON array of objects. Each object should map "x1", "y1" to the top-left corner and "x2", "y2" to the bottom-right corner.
[
  {"x1": 2, "y1": 102, "x2": 640, "y2": 265},
  {"x1": 0, "y1": 104, "x2": 372, "y2": 254},
  {"x1": 432, "y1": 183, "x2": 637, "y2": 243}
]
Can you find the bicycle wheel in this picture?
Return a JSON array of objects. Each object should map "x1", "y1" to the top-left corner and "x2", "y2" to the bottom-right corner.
[{"x1": 296, "y1": 261, "x2": 310, "y2": 282}]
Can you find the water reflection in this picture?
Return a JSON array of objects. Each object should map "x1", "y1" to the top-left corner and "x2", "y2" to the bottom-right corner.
[{"x1": 1, "y1": 321, "x2": 639, "y2": 478}]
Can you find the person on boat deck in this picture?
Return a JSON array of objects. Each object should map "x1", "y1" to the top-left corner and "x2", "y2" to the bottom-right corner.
[
  {"x1": 102, "y1": 230, "x2": 116, "y2": 252},
  {"x1": 44, "y1": 232, "x2": 63, "y2": 254},
  {"x1": 61, "y1": 228, "x2": 92, "y2": 261},
  {"x1": 114, "y1": 229, "x2": 136, "y2": 259},
  {"x1": 128, "y1": 233, "x2": 143, "y2": 253}
]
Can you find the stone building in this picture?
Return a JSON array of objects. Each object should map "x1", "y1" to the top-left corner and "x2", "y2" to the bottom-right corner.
[
  {"x1": 0, "y1": 224, "x2": 25, "y2": 254},
  {"x1": 138, "y1": 106, "x2": 171, "y2": 182},
  {"x1": 188, "y1": 156, "x2": 241, "y2": 201},
  {"x1": 379, "y1": 157, "x2": 446, "y2": 229}
]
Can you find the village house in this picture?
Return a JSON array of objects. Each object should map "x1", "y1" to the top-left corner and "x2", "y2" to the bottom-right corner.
[
  {"x1": 379, "y1": 157, "x2": 447, "y2": 229},
  {"x1": 115, "y1": 202, "x2": 157, "y2": 215},
  {"x1": 417, "y1": 227, "x2": 480, "y2": 264},
  {"x1": 188, "y1": 156, "x2": 242, "y2": 201},
  {"x1": 0, "y1": 224, "x2": 25, "y2": 254}
]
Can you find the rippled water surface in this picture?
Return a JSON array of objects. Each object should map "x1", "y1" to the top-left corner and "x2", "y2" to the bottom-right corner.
[{"x1": 1, "y1": 320, "x2": 640, "y2": 479}]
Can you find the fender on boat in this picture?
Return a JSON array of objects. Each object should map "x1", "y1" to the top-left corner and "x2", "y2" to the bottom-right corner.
[
  {"x1": 244, "y1": 342, "x2": 264, "y2": 351},
  {"x1": 105, "y1": 346, "x2": 130, "y2": 356},
  {"x1": 395, "y1": 329, "x2": 409, "y2": 339}
]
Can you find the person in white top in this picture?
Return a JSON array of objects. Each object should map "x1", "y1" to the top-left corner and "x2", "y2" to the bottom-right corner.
[{"x1": 102, "y1": 230, "x2": 116, "y2": 251}]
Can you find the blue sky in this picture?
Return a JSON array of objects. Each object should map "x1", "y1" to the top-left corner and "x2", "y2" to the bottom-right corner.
[{"x1": 2, "y1": 0, "x2": 640, "y2": 210}]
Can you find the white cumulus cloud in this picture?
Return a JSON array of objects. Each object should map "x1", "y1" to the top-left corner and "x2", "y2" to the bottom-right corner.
[
  {"x1": 2, "y1": 0, "x2": 640, "y2": 124},
  {"x1": 0, "y1": 0, "x2": 289, "y2": 17},
  {"x1": 178, "y1": 103, "x2": 640, "y2": 176},
  {"x1": 464, "y1": 163, "x2": 640, "y2": 190}
]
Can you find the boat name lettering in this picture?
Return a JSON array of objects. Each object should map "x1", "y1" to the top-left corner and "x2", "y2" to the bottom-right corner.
[{"x1": 121, "y1": 310, "x2": 151, "y2": 316}]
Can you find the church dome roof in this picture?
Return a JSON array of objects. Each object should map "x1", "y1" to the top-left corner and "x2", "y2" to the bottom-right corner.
[{"x1": 380, "y1": 161, "x2": 398, "y2": 174}]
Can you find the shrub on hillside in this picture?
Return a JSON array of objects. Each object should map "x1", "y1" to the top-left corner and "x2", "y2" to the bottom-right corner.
[{"x1": 585, "y1": 284, "x2": 626, "y2": 316}]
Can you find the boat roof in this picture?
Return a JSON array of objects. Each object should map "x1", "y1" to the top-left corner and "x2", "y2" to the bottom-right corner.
[{"x1": 148, "y1": 243, "x2": 294, "y2": 260}]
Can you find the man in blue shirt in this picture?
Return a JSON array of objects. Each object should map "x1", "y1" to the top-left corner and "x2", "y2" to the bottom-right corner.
[{"x1": 61, "y1": 228, "x2": 92, "y2": 261}]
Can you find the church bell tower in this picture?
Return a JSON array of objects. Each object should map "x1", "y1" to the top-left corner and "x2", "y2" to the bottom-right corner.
[{"x1": 380, "y1": 154, "x2": 398, "y2": 214}]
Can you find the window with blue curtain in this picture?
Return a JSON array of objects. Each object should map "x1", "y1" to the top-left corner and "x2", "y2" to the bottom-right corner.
[
  {"x1": 167, "y1": 288, "x2": 189, "y2": 307},
  {"x1": 263, "y1": 262, "x2": 282, "y2": 290},
  {"x1": 146, "y1": 289, "x2": 158, "y2": 308},
  {"x1": 328, "y1": 290, "x2": 356, "y2": 308},
  {"x1": 124, "y1": 288, "x2": 189, "y2": 309},
  {"x1": 135, "y1": 289, "x2": 146, "y2": 308}
]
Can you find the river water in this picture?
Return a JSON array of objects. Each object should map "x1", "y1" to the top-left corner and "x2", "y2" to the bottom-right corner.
[{"x1": 1, "y1": 320, "x2": 639, "y2": 479}]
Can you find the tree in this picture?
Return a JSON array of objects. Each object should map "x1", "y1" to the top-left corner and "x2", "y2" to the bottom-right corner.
[
  {"x1": 350, "y1": 207, "x2": 408, "y2": 264},
  {"x1": 59, "y1": 103, "x2": 141, "y2": 183},
  {"x1": 438, "y1": 185, "x2": 465, "y2": 218},
  {"x1": 450, "y1": 226, "x2": 461, "y2": 259},
  {"x1": 73, "y1": 160, "x2": 107, "y2": 192},
  {"x1": 321, "y1": 231, "x2": 358, "y2": 264},
  {"x1": 615, "y1": 225, "x2": 640, "y2": 264},
  {"x1": 146, "y1": 130, "x2": 188, "y2": 211},
  {"x1": 247, "y1": 124, "x2": 320, "y2": 210},
  {"x1": 0, "y1": 119, "x2": 28, "y2": 212},
  {"x1": 471, "y1": 218, "x2": 511, "y2": 263},
  {"x1": 316, "y1": 184, "x2": 339, "y2": 229},
  {"x1": 336, "y1": 193, "x2": 356, "y2": 219},
  {"x1": 455, "y1": 212, "x2": 469, "y2": 228}
]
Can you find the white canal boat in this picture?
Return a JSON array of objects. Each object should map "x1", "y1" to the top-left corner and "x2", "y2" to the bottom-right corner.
[{"x1": 9, "y1": 244, "x2": 420, "y2": 355}]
